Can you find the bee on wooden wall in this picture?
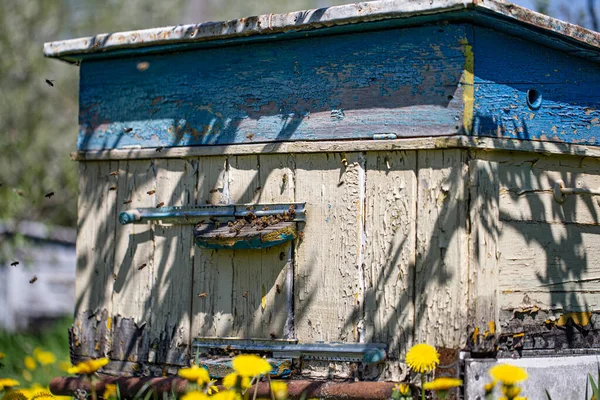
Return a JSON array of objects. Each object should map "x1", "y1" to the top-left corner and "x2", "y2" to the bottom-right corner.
[
  {"x1": 147, "y1": 190, "x2": 156, "y2": 195},
  {"x1": 123, "y1": 199, "x2": 132, "y2": 204},
  {"x1": 137, "y1": 263, "x2": 147, "y2": 271},
  {"x1": 109, "y1": 186, "x2": 117, "y2": 191},
  {"x1": 155, "y1": 146, "x2": 164, "y2": 152},
  {"x1": 45, "y1": 79, "x2": 55, "y2": 87},
  {"x1": 156, "y1": 202, "x2": 165, "y2": 208},
  {"x1": 29, "y1": 276, "x2": 38, "y2": 284},
  {"x1": 242, "y1": 291, "x2": 249, "y2": 298},
  {"x1": 109, "y1": 171, "x2": 119, "y2": 177},
  {"x1": 198, "y1": 292, "x2": 208, "y2": 298},
  {"x1": 123, "y1": 128, "x2": 133, "y2": 133}
]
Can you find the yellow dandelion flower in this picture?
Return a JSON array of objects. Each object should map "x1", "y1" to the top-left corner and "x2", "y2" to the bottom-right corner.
[
  {"x1": 30, "y1": 391, "x2": 55, "y2": 400},
  {"x1": 501, "y1": 384, "x2": 522, "y2": 398},
  {"x1": 24, "y1": 356, "x2": 37, "y2": 371},
  {"x1": 489, "y1": 364, "x2": 528, "y2": 385},
  {"x1": 499, "y1": 397, "x2": 528, "y2": 400},
  {"x1": 405, "y1": 344, "x2": 440, "y2": 374},
  {"x1": 484, "y1": 380, "x2": 496, "y2": 394},
  {"x1": 393, "y1": 383, "x2": 410, "y2": 395},
  {"x1": 222, "y1": 373, "x2": 251, "y2": 390},
  {"x1": 180, "y1": 391, "x2": 209, "y2": 400},
  {"x1": 232, "y1": 354, "x2": 272, "y2": 377},
  {"x1": 1, "y1": 391, "x2": 27, "y2": 400},
  {"x1": 209, "y1": 391, "x2": 241, "y2": 400},
  {"x1": 0, "y1": 379, "x2": 20, "y2": 391},
  {"x1": 0, "y1": 353, "x2": 5, "y2": 360},
  {"x1": 177, "y1": 365, "x2": 210, "y2": 385},
  {"x1": 207, "y1": 381, "x2": 219, "y2": 395},
  {"x1": 36, "y1": 351, "x2": 56, "y2": 366},
  {"x1": 270, "y1": 381, "x2": 288, "y2": 400},
  {"x1": 103, "y1": 384, "x2": 118, "y2": 399},
  {"x1": 67, "y1": 358, "x2": 109, "y2": 375},
  {"x1": 423, "y1": 377, "x2": 463, "y2": 391},
  {"x1": 22, "y1": 370, "x2": 32, "y2": 382}
]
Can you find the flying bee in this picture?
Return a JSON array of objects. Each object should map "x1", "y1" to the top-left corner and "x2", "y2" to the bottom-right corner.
[
  {"x1": 109, "y1": 186, "x2": 117, "y2": 191},
  {"x1": 198, "y1": 292, "x2": 208, "y2": 298},
  {"x1": 254, "y1": 186, "x2": 262, "y2": 192},
  {"x1": 10, "y1": 261, "x2": 19, "y2": 267},
  {"x1": 45, "y1": 79, "x2": 55, "y2": 87},
  {"x1": 209, "y1": 189, "x2": 219, "y2": 193},
  {"x1": 29, "y1": 276, "x2": 38, "y2": 284},
  {"x1": 156, "y1": 202, "x2": 165, "y2": 208},
  {"x1": 123, "y1": 199, "x2": 132, "y2": 204},
  {"x1": 137, "y1": 263, "x2": 147, "y2": 270},
  {"x1": 109, "y1": 170, "x2": 119, "y2": 177},
  {"x1": 45, "y1": 191, "x2": 54, "y2": 199},
  {"x1": 17, "y1": 190, "x2": 24, "y2": 197},
  {"x1": 242, "y1": 291, "x2": 249, "y2": 298},
  {"x1": 270, "y1": 332, "x2": 277, "y2": 340},
  {"x1": 276, "y1": 284, "x2": 281, "y2": 294},
  {"x1": 124, "y1": 127, "x2": 133, "y2": 133},
  {"x1": 155, "y1": 146, "x2": 164, "y2": 152},
  {"x1": 147, "y1": 190, "x2": 156, "y2": 195},
  {"x1": 341, "y1": 157, "x2": 348, "y2": 167},
  {"x1": 246, "y1": 133, "x2": 255, "y2": 140}
]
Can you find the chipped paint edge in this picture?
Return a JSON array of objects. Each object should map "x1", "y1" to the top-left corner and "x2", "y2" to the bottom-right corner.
[
  {"x1": 43, "y1": 0, "x2": 600, "y2": 61},
  {"x1": 72, "y1": 136, "x2": 600, "y2": 161}
]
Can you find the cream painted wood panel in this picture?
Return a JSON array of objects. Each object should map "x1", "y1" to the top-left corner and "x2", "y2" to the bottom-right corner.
[
  {"x1": 415, "y1": 150, "x2": 469, "y2": 348},
  {"x1": 73, "y1": 161, "x2": 118, "y2": 358},
  {"x1": 294, "y1": 153, "x2": 363, "y2": 343},
  {"x1": 363, "y1": 151, "x2": 417, "y2": 358}
]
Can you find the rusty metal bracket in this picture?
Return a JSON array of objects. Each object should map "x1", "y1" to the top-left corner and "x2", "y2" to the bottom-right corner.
[
  {"x1": 553, "y1": 180, "x2": 600, "y2": 204},
  {"x1": 118, "y1": 203, "x2": 306, "y2": 225}
]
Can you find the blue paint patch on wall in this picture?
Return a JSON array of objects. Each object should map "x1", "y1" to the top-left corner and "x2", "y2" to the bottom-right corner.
[
  {"x1": 78, "y1": 24, "x2": 469, "y2": 150},
  {"x1": 473, "y1": 27, "x2": 600, "y2": 145}
]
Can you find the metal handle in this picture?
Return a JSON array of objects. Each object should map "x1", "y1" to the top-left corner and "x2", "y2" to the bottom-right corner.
[{"x1": 553, "y1": 180, "x2": 600, "y2": 204}]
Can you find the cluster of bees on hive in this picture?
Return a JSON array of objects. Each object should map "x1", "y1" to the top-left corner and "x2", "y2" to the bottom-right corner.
[{"x1": 228, "y1": 204, "x2": 296, "y2": 234}]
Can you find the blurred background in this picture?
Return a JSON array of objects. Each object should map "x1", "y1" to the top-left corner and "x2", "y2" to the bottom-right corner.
[{"x1": 0, "y1": 0, "x2": 597, "y2": 384}]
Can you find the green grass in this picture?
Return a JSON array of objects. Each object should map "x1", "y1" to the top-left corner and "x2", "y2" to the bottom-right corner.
[{"x1": 0, "y1": 317, "x2": 72, "y2": 386}]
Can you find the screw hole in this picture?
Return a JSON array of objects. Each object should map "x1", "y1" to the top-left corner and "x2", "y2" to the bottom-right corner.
[{"x1": 527, "y1": 89, "x2": 542, "y2": 110}]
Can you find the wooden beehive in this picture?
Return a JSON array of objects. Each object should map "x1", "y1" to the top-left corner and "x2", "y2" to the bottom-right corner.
[{"x1": 45, "y1": 0, "x2": 600, "y2": 385}]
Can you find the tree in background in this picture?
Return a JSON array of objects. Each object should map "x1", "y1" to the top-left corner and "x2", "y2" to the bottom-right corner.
[{"x1": 534, "y1": 0, "x2": 598, "y2": 30}]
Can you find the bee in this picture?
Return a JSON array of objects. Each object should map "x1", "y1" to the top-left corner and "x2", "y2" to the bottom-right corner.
[
  {"x1": 45, "y1": 79, "x2": 55, "y2": 87},
  {"x1": 341, "y1": 157, "x2": 348, "y2": 167},
  {"x1": 92, "y1": 42, "x2": 100, "y2": 50},
  {"x1": 279, "y1": 252, "x2": 285, "y2": 261},
  {"x1": 123, "y1": 199, "x2": 132, "y2": 204},
  {"x1": 155, "y1": 146, "x2": 164, "y2": 152},
  {"x1": 276, "y1": 284, "x2": 281, "y2": 294},
  {"x1": 45, "y1": 192, "x2": 54, "y2": 199},
  {"x1": 246, "y1": 133, "x2": 255, "y2": 140},
  {"x1": 205, "y1": 200, "x2": 213, "y2": 205},
  {"x1": 17, "y1": 190, "x2": 24, "y2": 197},
  {"x1": 109, "y1": 170, "x2": 119, "y2": 177},
  {"x1": 124, "y1": 127, "x2": 133, "y2": 133},
  {"x1": 113, "y1": 273, "x2": 117, "y2": 281},
  {"x1": 242, "y1": 291, "x2": 249, "y2": 298},
  {"x1": 209, "y1": 189, "x2": 219, "y2": 193},
  {"x1": 156, "y1": 202, "x2": 165, "y2": 208},
  {"x1": 10, "y1": 261, "x2": 19, "y2": 267},
  {"x1": 270, "y1": 332, "x2": 277, "y2": 340},
  {"x1": 29, "y1": 276, "x2": 38, "y2": 284},
  {"x1": 137, "y1": 263, "x2": 147, "y2": 271},
  {"x1": 109, "y1": 186, "x2": 117, "y2": 191},
  {"x1": 246, "y1": 206, "x2": 254, "y2": 211},
  {"x1": 183, "y1": 213, "x2": 190, "y2": 221},
  {"x1": 262, "y1": 206, "x2": 270, "y2": 211},
  {"x1": 198, "y1": 292, "x2": 208, "y2": 298},
  {"x1": 298, "y1": 231, "x2": 304, "y2": 241},
  {"x1": 282, "y1": 174, "x2": 288, "y2": 185},
  {"x1": 147, "y1": 190, "x2": 156, "y2": 195},
  {"x1": 254, "y1": 186, "x2": 262, "y2": 192},
  {"x1": 136, "y1": 62, "x2": 150, "y2": 72}
]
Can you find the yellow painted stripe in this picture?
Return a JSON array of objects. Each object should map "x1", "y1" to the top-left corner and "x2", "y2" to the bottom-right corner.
[{"x1": 461, "y1": 39, "x2": 475, "y2": 134}]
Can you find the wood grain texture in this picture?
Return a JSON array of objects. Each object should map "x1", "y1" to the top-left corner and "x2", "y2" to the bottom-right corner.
[
  {"x1": 414, "y1": 149, "x2": 469, "y2": 348},
  {"x1": 363, "y1": 151, "x2": 416, "y2": 358},
  {"x1": 72, "y1": 161, "x2": 118, "y2": 359},
  {"x1": 467, "y1": 159, "x2": 500, "y2": 349},
  {"x1": 148, "y1": 159, "x2": 196, "y2": 365},
  {"x1": 112, "y1": 160, "x2": 157, "y2": 361},
  {"x1": 294, "y1": 153, "x2": 363, "y2": 343},
  {"x1": 473, "y1": 26, "x2": 600, "y2": 145},
  {"x1": 77, "y1": 24, "x2": 468, "y2": 150}
]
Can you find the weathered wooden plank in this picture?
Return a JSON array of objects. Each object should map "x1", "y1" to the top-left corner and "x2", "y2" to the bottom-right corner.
[
  {"x1": 497, "y1": 154, "x2": 600, "y2": 225},
  {"x1": 473, "y1": 27, "x2": 600, "y2": 145},
  {"x1": 191, "y1": 157, "x2": 233, "y2": 338},
  {"x1": 499, "y1": 221, "x2": 600, "y2": 312},
  {"x1": 112, "y1": 160, "x2": 157, "y2": 362},
  {"x1": 77, "y1": 24, "x2": 468, "y2": 150},
  {"x1": 72, "y1": 136, "x2": 600, "y2": 162},
  {"x1": 148, "y1": 159, "x2": 196, "y2": 365},
  {"x1": 363, "y1": 151, "x2": 416, "y2": 358},
  {"x1": 72, "y1": 161, "x2": 118, "y2": 359},
  {"x1": 467, "y1": 159, "x2": 500, "y2": 352},
  {"x1": 224, "y1": 155, "x2": 293, "y2": 338},
  {"x1": 294, "y1": 153, "x2": 362, "y2": 343},
  {"x1": 414, "y1": 149, "x2": 469, "y2": 348}
]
